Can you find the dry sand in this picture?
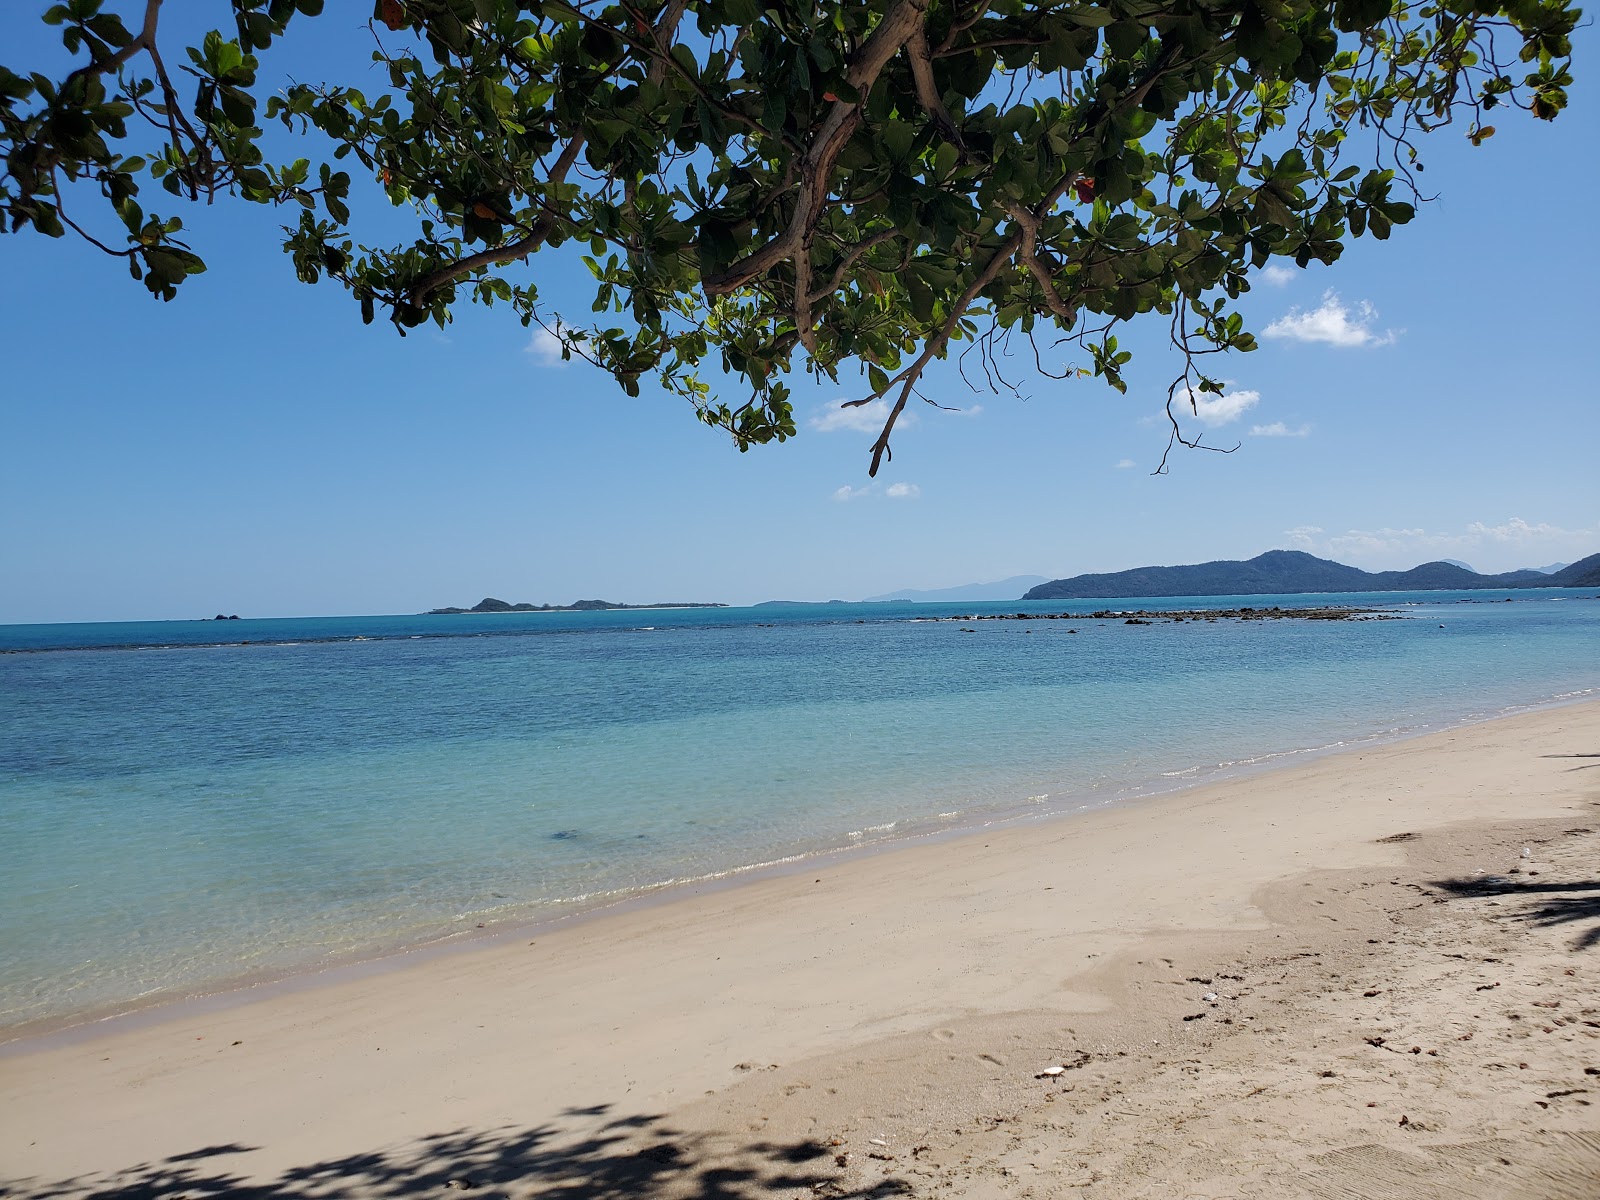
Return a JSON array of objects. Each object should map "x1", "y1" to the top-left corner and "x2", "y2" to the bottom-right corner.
[{"x1": 2, "y1": 701, "x2": 1598, "y2": 1198}]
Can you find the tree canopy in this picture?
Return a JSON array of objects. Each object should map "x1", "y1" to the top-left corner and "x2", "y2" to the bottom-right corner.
[{"x1": 1, "y1": 0, "x2": 1579, "y2": 470}]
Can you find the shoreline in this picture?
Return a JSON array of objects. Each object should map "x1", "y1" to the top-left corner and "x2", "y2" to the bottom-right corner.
[
  {"x1": 4, "y1": 687, "x2": 1594, "y2": 1050},
  {"x1": 2, "y1": 700, "x2": 1598, "y2": 1196},
  {"x1": 4, "y1": 686, "x2": 1596, "y2": 1050}
]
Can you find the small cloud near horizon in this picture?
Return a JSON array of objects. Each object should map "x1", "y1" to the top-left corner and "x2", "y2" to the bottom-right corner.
[
  {"x1": 1258, "y1": 264, "x2": 1296, "y2": 287},
  {"x1": 1250, "y1": 422, "x2": 1310, "y2": 437},
  {"x1": 1115, "y1": 458, "x2": 1136, "y2": 469},
  {"x1": 885, "y1": 481, "x2": 921, "y2": 499},
  {"x1": 1263, "y1": 291, "x2": 1397, "y2": 348}
]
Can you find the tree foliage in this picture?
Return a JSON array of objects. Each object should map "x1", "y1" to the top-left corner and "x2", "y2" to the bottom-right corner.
[{"x1": 0, "y1": 0, "x2": 1580, "y2": 470}]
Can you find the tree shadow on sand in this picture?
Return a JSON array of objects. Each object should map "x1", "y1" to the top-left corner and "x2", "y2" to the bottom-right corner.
[
  {"x1": 1541, "y1": 753, "x2": 1600, "y2": 771},
  {"x1": 1430, "y1": 875, "x2": 1600, "y2": 951},
  {"x1": 0, "y1": 1106, "x2": 913, "y2": 1200}
]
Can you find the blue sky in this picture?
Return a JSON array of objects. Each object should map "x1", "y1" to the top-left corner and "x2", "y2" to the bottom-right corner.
[{"x1": 2, "y1": 9, "x2": 1596, "y2": 622}]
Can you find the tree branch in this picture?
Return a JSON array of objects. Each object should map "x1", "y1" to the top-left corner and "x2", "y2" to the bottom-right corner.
[
  {"x1": 701, "y1": 0, "x2": 930, "y2": 296},
  {"x1": 793, "y1": 242, "x2": 818, "y2": 354},
  {"x1": 1004, "y1": 200, "x2": 1076, "y2": 324},
  {"x1": 406, "y1": 134, "x2": 585, "y2": 307},
  {"x1": 853, "y1": 169, "x2": 1084, "y2": 474},
  {"x1": 807, "y1": 229, "x2": 896, "y2": 304},
  {"x1": 906, "y1": 23, "x2": 966, "y2": 155},
  {"x1": 407, "y1": 0, "x2": 688, "y2": 308},
  {"x1": 856, "y1": 228, "x2": 1022, "y2": 475},
  {"x1": 60, "y1": 0, "x2": 162, "y2": 95}
]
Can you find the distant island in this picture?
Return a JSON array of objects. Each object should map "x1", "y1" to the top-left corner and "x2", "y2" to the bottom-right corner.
[
  {"x1": 426, "y1": 597, "x2": 727, "y2": 615},
  {"x1": 752, "y1": 599, "x2": 852, "y2": 607},
  {"x1": 1024, "y1": 549, "x2": 1600, "y2": 600},
  {"x1": 863, "y1": 575, "x2": 1050, "y2": 603}
]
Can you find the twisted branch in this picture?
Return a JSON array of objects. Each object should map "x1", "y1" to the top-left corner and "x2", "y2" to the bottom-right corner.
[{"x1": 1005, "y1": 201, "x2": 1077, "y2": 324}]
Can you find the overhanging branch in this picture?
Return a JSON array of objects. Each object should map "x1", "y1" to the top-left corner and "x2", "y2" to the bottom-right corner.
[{"x1": 700, "y1": 0, "x2": 931, "y2": 297}]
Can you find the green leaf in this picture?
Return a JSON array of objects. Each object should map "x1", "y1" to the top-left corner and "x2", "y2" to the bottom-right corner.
[
  {"x1": 880, "y1": 120, "x2": 914, "y2": 164},
  {"x1": 1065, "y1": 6, "x2": 1115, "y2": 28},
  {"x1": 906, "y1": 271, "x2": 935, "y2": 323}
]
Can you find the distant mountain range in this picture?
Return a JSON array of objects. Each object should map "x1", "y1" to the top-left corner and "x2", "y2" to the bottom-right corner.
[
  {"x1": 427, "y1": 597, "x2": 726, "y2": 614},
  {"x1": 1023, "y1": 550, "x2": 1600, "y2": 600},
  {"x1": 1447, "y1": 561, "x2": 1572, "y2": 575},
  {"x1": 863, "y1": 575, "x2": 1050, "y2": 603}
]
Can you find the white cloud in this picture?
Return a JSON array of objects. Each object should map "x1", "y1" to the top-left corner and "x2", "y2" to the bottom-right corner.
[
  {"x1": 526, "y1": 326, "x2": 567, "y2": 367},
  {"x1": 1324, "y1": 528, "x2": 1430, "y2": 557},
  {"x1": 1250, "y1": 422, "x2": 1310, "y2": 437},
  {"x1": 832, "y1": 481, "x2": 922, "y2": 502},
  {"x1": 1284, "y1": 517, "x2": 1596, "y2": 569},
  {"x1": 1258, "y1": 265, "x2": 1296, "y2": 287},
  {"x1": 810, "y1": 397, "x2": 920, "y2": 434},
  {"x1": 1115, "y1": 458, "x2": 1136, "y2": 469},
  {"x1": 1263, "y1": 291, "x2": 1397, "y2": 348},
  {"x1": 1173, "y1": 385, "x2": 1260, "y2": 428},
  {"x1": 1465, "y1": 517, "x2": 1568, "y2": 543}
]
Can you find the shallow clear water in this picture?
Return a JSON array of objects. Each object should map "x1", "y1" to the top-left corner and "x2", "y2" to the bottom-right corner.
[{"x1": 2, "y1": 590, "x2": 1596, "y2": 1030}]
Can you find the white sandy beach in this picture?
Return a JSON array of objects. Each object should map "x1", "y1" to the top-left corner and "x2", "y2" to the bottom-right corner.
[{"x1": 2, "y1": 701, "x2": 1598, "y2": 1198}]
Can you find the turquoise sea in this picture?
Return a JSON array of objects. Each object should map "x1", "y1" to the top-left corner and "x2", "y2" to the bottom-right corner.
[{"x1": 2, "y1": 589, "x2": 1597, "y2": 1034}]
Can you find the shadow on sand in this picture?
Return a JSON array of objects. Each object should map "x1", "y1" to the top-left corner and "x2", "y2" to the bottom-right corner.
[
  {"x1": 0, "y1": 1106, "x2": 912, "y2": 1200},
  {"x1": 1430, "y1": 874, "x2": 1600, "y2": 951},
  {"x1": 1541, "y1": 753, "x2": 1600, "y2": 771}
]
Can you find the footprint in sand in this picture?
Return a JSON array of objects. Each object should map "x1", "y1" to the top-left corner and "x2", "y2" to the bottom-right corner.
[{"x1": 931, "y1": 1028, "x2": 958, "y2": 1042}]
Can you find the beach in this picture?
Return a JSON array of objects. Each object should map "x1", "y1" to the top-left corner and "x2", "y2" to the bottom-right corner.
[{"x1": 2, "y1": 700, "x2": 1597, "y2": 1197}]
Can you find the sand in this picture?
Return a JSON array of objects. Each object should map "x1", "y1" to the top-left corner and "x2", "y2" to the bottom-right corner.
[{"x1": 2, "y1": 701, "x2": 1598, "y2": 1198}]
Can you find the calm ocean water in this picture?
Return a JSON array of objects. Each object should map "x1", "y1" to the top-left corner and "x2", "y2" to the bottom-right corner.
[{"x1": 2, "y1": 590, "x2": 1596, "y2": 1032}]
